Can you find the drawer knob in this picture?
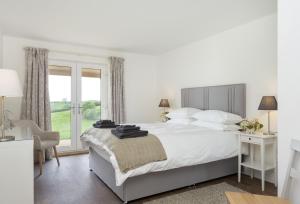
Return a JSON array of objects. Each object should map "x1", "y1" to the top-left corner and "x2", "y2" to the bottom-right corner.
[{"x1": 249, "y1": 138, "x2": 251, "y2": 140}]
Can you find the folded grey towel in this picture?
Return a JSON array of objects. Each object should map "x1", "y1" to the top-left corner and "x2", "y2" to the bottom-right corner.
[
  {"x1": 93, "y1": 123, "x2": 118, "y2": 129},
  {"x1": 96, "y1": 120, "x2": 115, "y2": 125},
  {"x1": 111, "y1": 129, "x2": 148, "y2": 139},
  {"x1": 116, "y1": 125, "x2": 140, "y2": 132}
]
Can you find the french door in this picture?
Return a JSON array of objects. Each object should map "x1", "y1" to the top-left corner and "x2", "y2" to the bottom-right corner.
[{"x1": 48, "y1": 60, "x2": 104, "y2": 152}]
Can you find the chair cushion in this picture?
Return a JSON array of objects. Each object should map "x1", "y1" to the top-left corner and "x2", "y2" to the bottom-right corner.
[{"x1": 40, "y1": 140, "x2": 59, "y2": 149}]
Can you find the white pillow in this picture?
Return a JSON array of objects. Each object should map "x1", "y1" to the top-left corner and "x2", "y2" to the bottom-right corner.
[
  {"x1": 167, "y1": 118, "x2": 196, "y2": 125},
  {"x1": 191, "y1": 120, "x2": 240, "y2": 131},
  {"x1": 192, "y1": 110, "x2": 242, "y2": 124},
  {"x1": 166, "y1": 108, "x2": 202, "y2": 119}
]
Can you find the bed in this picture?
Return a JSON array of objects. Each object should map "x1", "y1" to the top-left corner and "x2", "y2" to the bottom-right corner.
[{"x1": 84, "y1": 84, "x2": 246, "y2": 203}]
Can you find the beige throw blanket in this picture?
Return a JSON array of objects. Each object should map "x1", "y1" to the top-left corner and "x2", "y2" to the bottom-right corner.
[{"x1": 81, "y1": 128, "x2": 167, "y2": 173}]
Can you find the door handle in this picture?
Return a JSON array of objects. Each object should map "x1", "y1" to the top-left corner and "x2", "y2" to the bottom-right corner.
[
  {"x1": 71, "y1": 104, "x2": 76, "y2": 114},
  {"x1": 78, "y1": 106, "x2": 83, "y2": 114}
]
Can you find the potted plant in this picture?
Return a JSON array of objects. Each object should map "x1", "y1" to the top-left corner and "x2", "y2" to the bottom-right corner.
[{"x1": 238, "y1": 119, "x2": 264, "y2": 134}]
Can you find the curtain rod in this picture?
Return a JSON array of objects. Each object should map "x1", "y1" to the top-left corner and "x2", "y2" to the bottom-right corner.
[
  {"x1": 23, "y1": 47, "x2": 113, "y2": 59},
  {"x1": 50, "y1": 49, "x2": 111, "y2": 59}
]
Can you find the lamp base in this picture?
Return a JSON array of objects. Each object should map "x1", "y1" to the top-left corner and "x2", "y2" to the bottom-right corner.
[{"x1": 0, "y1": 135, "x2": 15, "y2": 142}]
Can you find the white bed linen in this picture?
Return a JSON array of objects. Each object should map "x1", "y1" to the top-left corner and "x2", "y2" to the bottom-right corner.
[{"x1": 82, "y1": 123, "x2": 239, "y2": 186}]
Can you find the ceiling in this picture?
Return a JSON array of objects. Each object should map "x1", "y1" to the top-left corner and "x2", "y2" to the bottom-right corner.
[{"x1": 0, "y1": 0, "x2": 276, "y2": 55}]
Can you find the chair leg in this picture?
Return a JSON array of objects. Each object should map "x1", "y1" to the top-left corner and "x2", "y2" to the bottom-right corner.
[
  {"x1": 53, "y1": 146, "x2": 60, "y2": 166},
  {"x1": 38, "y1": 151, "x2": 43, "y2": 175}
]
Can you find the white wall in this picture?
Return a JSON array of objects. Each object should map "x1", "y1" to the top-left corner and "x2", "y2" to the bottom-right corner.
[
  {"x1": 157, "y1": 14, "x2": 277, "y2": 182},
  {"x1": 158, "y1": 14, "x2": 277, "y2": 132},
  {"x1": 2, "y1": 36, "x2": 159, "y2": 123},
  {"x1": 278, "y1": 0, "x2": 300, "y2": 202}
]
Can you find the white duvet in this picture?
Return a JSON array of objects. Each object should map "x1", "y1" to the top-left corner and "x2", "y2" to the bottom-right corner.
[{"x1": 82, "y1": 123, "x2": 239, "y2": 186}]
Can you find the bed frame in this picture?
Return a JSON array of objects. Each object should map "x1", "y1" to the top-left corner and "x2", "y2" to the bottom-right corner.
[{"x1": 89, "y1": 84, "x2": 246, "y2": 203}]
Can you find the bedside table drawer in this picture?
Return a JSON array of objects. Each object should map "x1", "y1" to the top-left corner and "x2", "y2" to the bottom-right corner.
[{"x1": 240, "y1": 135, "x2": 261, "y2": 144}]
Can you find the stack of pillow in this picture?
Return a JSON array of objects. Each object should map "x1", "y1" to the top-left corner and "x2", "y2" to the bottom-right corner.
[
  {"x1": 166, "y1": 108, "x2": 200, "y2": 125},
  {"x1": 166, "y1": 108, "x2": 242, "y2": 131},
  {"x1": 191, "y1": 110, "x2": 242, "y2": 131}
]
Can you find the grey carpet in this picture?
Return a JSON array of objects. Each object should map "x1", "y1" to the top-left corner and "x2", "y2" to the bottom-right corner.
[{"x1": 143, "y1": 182, "x2": 245, "y2": 204}]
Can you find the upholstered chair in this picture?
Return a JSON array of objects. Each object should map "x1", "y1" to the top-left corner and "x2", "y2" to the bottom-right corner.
[{"x1": 13, "y1": 120, "x2": 60, "y2": 175}]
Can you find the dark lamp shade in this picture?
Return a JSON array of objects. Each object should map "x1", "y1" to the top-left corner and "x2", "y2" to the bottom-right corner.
[
  {"x1": 159, "y1": 99, "x2": 170, "y2": 108},
  {"x1": 258, "y1": 96, "x2": 278, "y2": 110}
]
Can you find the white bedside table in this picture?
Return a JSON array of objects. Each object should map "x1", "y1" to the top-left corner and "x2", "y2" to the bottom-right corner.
[{"x1": 237, "y1": 133, "x2": 277, "y2": 191}]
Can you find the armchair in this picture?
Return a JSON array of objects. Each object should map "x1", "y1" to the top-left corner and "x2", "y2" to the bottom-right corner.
[{"x1": 13, "y1": 120, "x2": 60, "y2": 175}]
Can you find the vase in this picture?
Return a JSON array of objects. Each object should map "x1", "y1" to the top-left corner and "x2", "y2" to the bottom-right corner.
[{"x1": 246, "y1": 129, "x2": 255, "y2": 134}]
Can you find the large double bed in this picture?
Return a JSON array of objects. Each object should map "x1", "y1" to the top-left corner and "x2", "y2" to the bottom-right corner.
[{"x1": 82, "y1": 84, "x2": 246, "y2": 203}]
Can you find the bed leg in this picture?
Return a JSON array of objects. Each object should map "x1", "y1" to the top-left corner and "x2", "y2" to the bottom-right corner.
[{"x1": 188, "y1": 183, "x2": 196, "y2": 189}]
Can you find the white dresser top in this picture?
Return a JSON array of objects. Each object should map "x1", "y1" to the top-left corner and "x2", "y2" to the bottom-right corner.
[{"x1": 2, "y1": 126, "x2": 32, "y2": 142}]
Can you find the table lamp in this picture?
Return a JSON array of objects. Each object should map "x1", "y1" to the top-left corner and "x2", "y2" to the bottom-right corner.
[
  {"x1": 0, "y1": 69, "x2": 23, "y2": 142},
  {"x1": 258, "y1": 96, "x2": 277, "y2": 135},
  {"x1": 159, "y1": 99, "x2": 170, "y2": 113},
  {"x1": 159, "y1": 99, "x2": 170, "y2": 122}
]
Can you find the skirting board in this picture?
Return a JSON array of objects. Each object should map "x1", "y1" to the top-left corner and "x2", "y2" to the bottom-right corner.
[{"x1": 89, "y1": 147, "x2": 238, "y2": 202}]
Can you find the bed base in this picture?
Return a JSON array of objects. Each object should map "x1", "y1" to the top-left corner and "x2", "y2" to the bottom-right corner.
[{"x1": 89, "y1": 147, "x2": 238, "y2": 203}]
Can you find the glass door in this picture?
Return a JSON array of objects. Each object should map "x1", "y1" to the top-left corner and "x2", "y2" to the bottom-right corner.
[
  {"x1": 76, "y1": 64, "x2": 101, "y2": 149},
  {"x1": 48, "y1": 60, "x2": 103, "y2": 152},
  {"x1": 48, "y1": 61, "x2": 77, "y2": 152}
]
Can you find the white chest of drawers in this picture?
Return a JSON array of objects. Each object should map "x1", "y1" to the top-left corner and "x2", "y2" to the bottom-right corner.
[{"x1": 0, "y1": 128, "x2": 33, "y2": 204}]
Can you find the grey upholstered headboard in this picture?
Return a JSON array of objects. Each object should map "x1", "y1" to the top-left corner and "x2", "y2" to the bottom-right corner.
[{"x1": 181, "y1": 84, "x2": 246, "y2": 118}]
